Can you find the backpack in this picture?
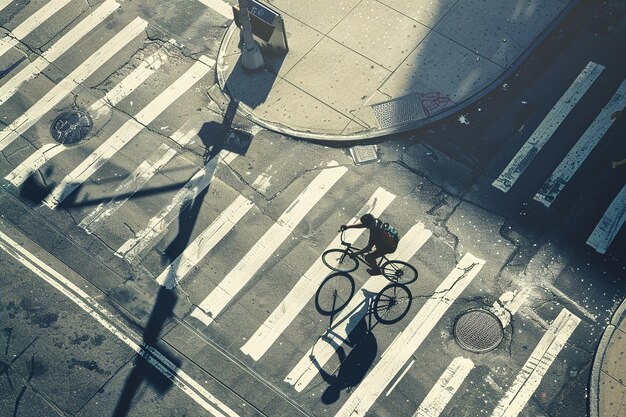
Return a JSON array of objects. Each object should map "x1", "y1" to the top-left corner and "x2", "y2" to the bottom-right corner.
[{"x1": 381, "y1": 222, "x2": 400, "y2": 244}]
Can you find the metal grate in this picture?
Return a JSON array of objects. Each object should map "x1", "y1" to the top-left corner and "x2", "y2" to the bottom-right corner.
[
  {"x1": 349, "y1": 145, "x2": 378, "y2": 165},
  {"x1": 50, "y1": 110, "x2": 92, "y2": 145},
  {"x1": 371, "y1": 93, "x2": 427, "y2": 128},
  {"x1": 454, "y1": 309, "x2": 504, "y2": 353}
]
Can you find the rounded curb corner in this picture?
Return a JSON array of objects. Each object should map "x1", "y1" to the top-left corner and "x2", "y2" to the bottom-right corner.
[
  {"x1": 213, "y1": 0, "x2": 582, "y2": 146},
  {"x1": 589, "y1": 296, "x2": 626, "y2": 417}
]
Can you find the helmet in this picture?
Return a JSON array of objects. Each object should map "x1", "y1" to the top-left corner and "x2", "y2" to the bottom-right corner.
[{"x1": 360, "y1": 213, "x2": 376, "y2": 227}]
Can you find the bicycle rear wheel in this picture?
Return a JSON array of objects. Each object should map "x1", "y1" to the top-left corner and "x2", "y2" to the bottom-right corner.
[
  {"x1": 315, "y1": 272, "x2": 355, "y2": 316},
  {"x1": 374, "y1": 283, "x2": 412, "y2": 324},
  {"x1": 322, "y1": 249, "x2": 359, "y2": 273},
  {"x1": 380, "y1": 260, "x2": 417, "y2": 284}
]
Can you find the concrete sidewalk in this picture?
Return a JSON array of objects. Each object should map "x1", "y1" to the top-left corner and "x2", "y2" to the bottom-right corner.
[
  {"x1": 590, "y1": 298, "x2": 626, "y2": 417},
  {"x1": 216, "y1": 0, "x2": 576, "y2": 141}
]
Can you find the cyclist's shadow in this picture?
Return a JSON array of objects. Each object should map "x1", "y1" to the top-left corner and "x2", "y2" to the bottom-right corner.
[{"x1": 310, "y1": 318, "x2": 377, "y2": 404}]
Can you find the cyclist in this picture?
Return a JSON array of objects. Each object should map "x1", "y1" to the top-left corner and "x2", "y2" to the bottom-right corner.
[{"x1": 340, "y1": 213, "x2": 400, "y2": 275}]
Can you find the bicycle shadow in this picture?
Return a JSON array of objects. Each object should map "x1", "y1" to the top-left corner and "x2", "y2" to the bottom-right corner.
[{"x1": 309, "y1": 318, "x2": 377, "y2": 404}]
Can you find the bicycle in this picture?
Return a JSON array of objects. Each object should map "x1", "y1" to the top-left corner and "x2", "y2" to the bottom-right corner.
[{"x1": 321, "y1": 229, "x2": 418, "y2": 284}]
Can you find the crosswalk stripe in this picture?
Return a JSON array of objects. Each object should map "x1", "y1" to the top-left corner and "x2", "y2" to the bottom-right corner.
[
  {"x1": 4, "y1": 46, "x2": 167, "y2": 187},
  {"x1": 492, "y1": 61, "x2": 604, "y2": 193},
  {"x1": 0, "y1": 0, "x2": 73, "y2": 59},
  {"x1": 534, "y1": 79, "x2": 626, "y2": 206},
  {"x1": 190, "y1": 162, "x2": 349, "y2": 326},
  {"x1": 490, "y1": 309, "x2": 580, "y2": 417},
  {"x1": 78, "y1": 144, "x2": 178, "y2": 231},
  {"x1": 285, "y1": 223, "x2": 432, "y2": 392},
  {"x1": 0, "y1": 0, "x2": 12, "y2": 13},
  {"x1": 42, "y1": 57, "x2": 212, "y2": 209},
  {"x1": 78, "y1": 128, "x2": 193, "y2": 233},
  {"x1": 412, "y1": 357, "x2": 474, "y2": 417},
  {"x1": 0, "y1": 229, "x2": 241, "y2": 417},
  {"x1": 116, "y1": 151, "x2": 238, "y2": 261},
  {"x1": 156, "y1": 195, "x2": 254, "y2": 289},
  {"x1": 586, "y1": 184, "x2": 626, "y2": 254},
  {"x1": 334, "y1": 253, "x2": 485, "y2": 417},
  {"x1": 195, "y1": 0, "x2": 233, "y2": 19},
  {"x1": 490, "y1": 288, "x2": 530, "y2": 328},
  {"x1": 0, "y1": 0, "x2": 120, "y2": 106},
  {"x1": 240, "y1": 187, "x2": 396, "y2": 362},
  {"x1": 0, "y1": 17, "x2": 148, "y2": 153}
]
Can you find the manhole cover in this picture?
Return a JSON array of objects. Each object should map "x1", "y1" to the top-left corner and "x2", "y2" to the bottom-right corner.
[
  {"x1": 50, "y1": 110, "x2": 92, "y2": 145},
  {"x1": 349, "y1": 145, "x2": 378, "y2": 165},
  {"x1": 453, "y1": 309, "x2": 503, "y2": 353}
]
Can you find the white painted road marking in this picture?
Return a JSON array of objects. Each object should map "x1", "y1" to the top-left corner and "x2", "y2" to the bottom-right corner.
[
  {"x1": 534, "y1": 79, "x2": 626, "y2": 206},
  {"x1": 0, "y1": 17, "x2": 148, "y2": 153},
  {"x1": 0, "y1": 0, "x2": 73, "y2": 59},
  {"x1": 587, "y1": 184, "x2": 626, "y2": 254},
  {"x1": 412, "y1": 357, "x2": 474, "y2": 417},
  {"x1": 240, "y1": 187, "x2": 396, "y2": 361},
  {"x1": 492, "y1": 62, "x2": 604, "y2": 192},
  {"x1": 116, "y1": 151, "x2": 238, "y2": 261},
  {"x1": 285, "y1": 223, "x2": 433, "y2": 392},
  {"x1": 5, "y1": 46, "x2": 167, "y2": 187},
  {"x1": 78, "y1": 127, "x2": 195, "y2": 233},
  {"x1": 156, "y1": 195, "x2": 254, "y2": 289},
  {"x1": 0, "y1": 228, "x2": 241, "y2": 417},
  {"x1": 0, "y1": 0, "x2": 120, "y2": 106},
  {"x1": 0, "y1": 0, "x2": 12, "y2": 13},
  {"x1": 490, "y1": 308, "x2": 580, "y2": 417},
  {"x1": 42, "y1": 57, "x2": 212, "y2": 209},
  {"x1": 195, "y1": 0, "x2": 234, "y2": 19},
  {"x1": 334, "y1": 253, "x2": 485, "y2": 417},
  {"x1": 190, "y1": 162, "x2": 349, "y2": 326}
]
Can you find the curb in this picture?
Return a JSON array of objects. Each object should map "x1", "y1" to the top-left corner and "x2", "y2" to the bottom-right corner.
[
  {"x1": 215, "y1": 1, "x2": 579, "y2": 144},
  {"x1": 589, "y1": 297, "x2": 626, "y2": 417}
]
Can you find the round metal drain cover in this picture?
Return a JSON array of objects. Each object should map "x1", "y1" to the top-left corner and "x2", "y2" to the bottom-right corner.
[
  {"x1": 454, "y1": 309, "x2": 503, "y2": 353},
  {"x1": 50, "y1": 110, "x2": 92, "y2": 144}
]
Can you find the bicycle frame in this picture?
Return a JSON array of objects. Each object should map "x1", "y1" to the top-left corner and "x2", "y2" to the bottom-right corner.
[{"x1": 338, "y1": 229, "x2": 389, "y2": 267}]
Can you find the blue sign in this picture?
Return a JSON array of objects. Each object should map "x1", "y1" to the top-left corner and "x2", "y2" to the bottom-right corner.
[{"x1": 249, "y1": 0, "x2": 278, "y2": 24}]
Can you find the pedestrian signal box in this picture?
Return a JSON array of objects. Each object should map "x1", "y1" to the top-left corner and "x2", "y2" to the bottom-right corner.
[{"x1": 233, "y1": 0, "x2": 288, "y2": 55}]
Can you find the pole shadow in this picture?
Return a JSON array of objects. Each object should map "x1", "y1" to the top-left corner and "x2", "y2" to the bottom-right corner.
[{"x1": 112, "y1": 287, "x2": 180, "y2": 417}]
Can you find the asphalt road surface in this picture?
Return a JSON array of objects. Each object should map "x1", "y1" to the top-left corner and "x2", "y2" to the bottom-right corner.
[{"x1": 0, "y1": 1, "x2": 624, "y2": 417}]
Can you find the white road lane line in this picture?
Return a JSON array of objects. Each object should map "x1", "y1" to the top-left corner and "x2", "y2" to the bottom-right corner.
[
  {"x1": 78, "y1": 127, "x2": 195, "y2": 233},
  {"x1": 490, "y1": 309, "x2": 580, "y2": 417},
  {"x1": 5, "y1": 46, "x2": 167, "y2": 187},
  {"x1": 334, "y1": 253, "x2": 485, "y2": 417},
  {"x1": 285, "y1": 223, "x2": 433, "y2": 392},
  {"x1": 240, "y1": 187, "x2": 396, "y2": 361},
  {"x1": 0, "y1": 229, "x2": 241, "y2": 417},
  {"x1": 116, "y1": 151, "x2": 238, "y2": 261},
  {"x1": 534, "y1": 79, "x2": 626, "y2": 206},
  {"x1": 0, "y1": 0, "x2": 120, "y2": 106},
  {"x1": 587, "y1": 184, "x2": 626, "y2": 254},
  {"x1": 0, "y1": 0, "x2": 73, "y2": 59},
  {"x1": 0, "y1": 17, "x2": 148, "y2": 153},
  {"x1": 42, "y1": 57, "x2": 212, "y2": 209},
  {"x1": 412, "y1": 357, "x2": 474, "y2": 417},
  {"x1": 492, "y1": 62, "x2": 604, "y2": 193},
  {"x1": 156, "y1": 195, "x2": 254, "y2": 289},
  {"x1": 195, "y1": 0, "x2": 233, "y2": 19},
  {"x1": 190, "y1": 162, "x2": 349, "y2": 327}
]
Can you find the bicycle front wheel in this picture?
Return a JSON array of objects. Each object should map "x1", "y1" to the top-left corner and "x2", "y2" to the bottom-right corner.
[
  {"x1": 315, "y1": 272, "x2": 355, "y2": 316},
  {"x1": 380, "y1": 260, "x2": 417, "y2": 284},
  {"x1": 322, "y1": 249, "x2": 359, "y2": 273},
  {"x1": 374, "y1": 283, "x2": 413, "y2": 325}
]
